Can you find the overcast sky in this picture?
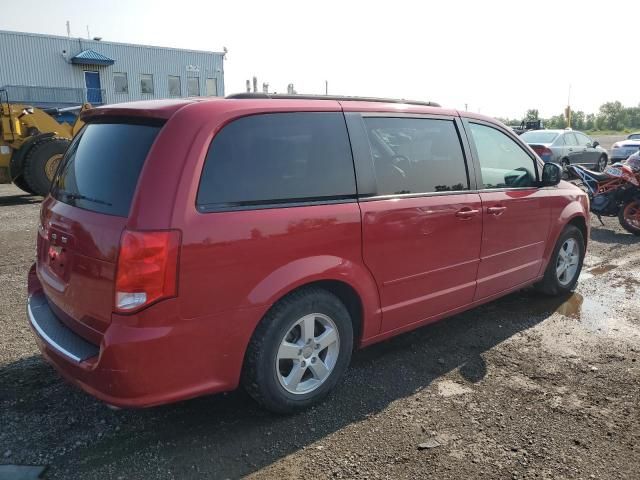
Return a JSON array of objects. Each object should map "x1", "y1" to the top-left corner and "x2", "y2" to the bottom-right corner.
[{"x1": 1, "y1": 0, "x2": 637, "y2": 119}]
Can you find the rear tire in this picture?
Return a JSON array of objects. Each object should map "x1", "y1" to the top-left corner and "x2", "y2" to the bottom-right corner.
[
  {"x1": 242, "y1": 287, "x2": 353, "y2": 414},
  {"x1": 596, "y1": 154, "x2": 608, "y2": 172},
  {"x1": 619, "y1": 199, "x2": 640, "y2": 236},
  {"x1": 536, "y1": 225, "x2": 585, "y2": 295},
  {"x1": 23, "y1": 137, "x2": 70, "y2": 197}
]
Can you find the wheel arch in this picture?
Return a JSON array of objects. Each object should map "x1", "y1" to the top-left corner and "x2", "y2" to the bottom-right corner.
[
  {"x1": 246, "y1": 256, "x2": 382, "y2": 348},
  {"x1": 567, "y1": 215, "x2": 588, "y2": 246},
  {"x1": 540, "y1": 205, "x2": 589, "y2": 275}
]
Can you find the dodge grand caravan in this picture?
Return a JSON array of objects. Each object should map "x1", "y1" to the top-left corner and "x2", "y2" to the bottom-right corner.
[{"x1": 27, "y1": 94, "x2": 589, "y2": 413}]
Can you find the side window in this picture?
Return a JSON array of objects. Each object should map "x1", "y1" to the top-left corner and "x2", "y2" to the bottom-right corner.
[
  {"x1": 197, "y1": 112, "x2": 356, "y2": 210},
  {"x1": 362, "y1": 117, "x2": 468, "y2": 195},
  {"x1": 113, "y1": 72, "x2": 128, "y2": 94},
  {"x1": 140, "y1": 74, "x2": 154, "y2": 94},
  {"x1": 187, "y1": 77, "x2": 200, "y2": 96},
  {"x1": 564, "y1": 132, "x2": 577, "y2": 146},
  {"x1": 575, "y1": 132, "x2": 591, "y2": 146},
  {"x1": 168, "y1": 75, "x2": 181, "y2": 96},
  {"x1": 469, "y1": 123, "x2": 537, "y2": 189}
]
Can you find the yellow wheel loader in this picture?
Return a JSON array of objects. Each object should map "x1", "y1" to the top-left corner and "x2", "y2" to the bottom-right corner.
[{"x1": 0, "y1": 88, "x2": 88, "y2": 196}]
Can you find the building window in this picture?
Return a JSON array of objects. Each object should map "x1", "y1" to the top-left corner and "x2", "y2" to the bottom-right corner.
[
  {"x1": 206, "y1": 78, "x2": 217, "y2": 96},
  {"x1": 114, "y1": 72, "x2": 128, "y2": 94},
  {"x1": 140, "y1": 74, "x2": 154, "y2": 94},
  {"x1": 168, "y1": 75, "x2": 181, "y2": 96},
  {"x1": 187, "y1": 77, "x2": 200, "y2": 97}
]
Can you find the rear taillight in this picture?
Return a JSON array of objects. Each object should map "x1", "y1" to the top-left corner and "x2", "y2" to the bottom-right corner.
[
  {"x1": 114, "y1": 230, "x2": 180, "y2": 313},
  {"x1": 531, "y1": 145, "x2": 553, "y2": 161}
]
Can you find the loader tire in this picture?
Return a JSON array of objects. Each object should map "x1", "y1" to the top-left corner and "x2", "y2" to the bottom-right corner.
[
  {"x1": 23, "y1": 137, "x2": 70, "y2": 197},
  {"x1": 12, "y1": 175, "x2": 37, "y2": 195}
]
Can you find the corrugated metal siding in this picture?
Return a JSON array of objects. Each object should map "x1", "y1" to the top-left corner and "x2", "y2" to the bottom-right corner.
[{"x1": 0, "y1": 30, "x2": 224, "y2": 106}]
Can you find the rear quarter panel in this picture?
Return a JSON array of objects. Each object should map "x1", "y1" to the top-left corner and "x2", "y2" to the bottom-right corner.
[{"x1": 152, "y1": 101, "x2": 382, "y2": 345}]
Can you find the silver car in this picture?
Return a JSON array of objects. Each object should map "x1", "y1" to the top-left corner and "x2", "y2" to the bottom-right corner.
[
  {"x1": 610, "y1": 132, "x2": 640, "y2": 163},
  {"x1": 521, "y1": 129, "x2": 609, "y2": 171}
]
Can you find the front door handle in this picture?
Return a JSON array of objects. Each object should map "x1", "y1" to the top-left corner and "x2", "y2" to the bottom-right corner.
[
  {"x1": 455, "y1": 208, "x2": 480, "y2": 219},
  {"x1": 487, "y1": 206, "x2": 507, "y2": 215}
]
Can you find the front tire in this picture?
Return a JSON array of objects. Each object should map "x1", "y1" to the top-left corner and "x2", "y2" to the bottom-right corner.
[
  {"x1": 619, "y1": 199, "x2": 640, "y2": 236},
  {"x1": 23, "y1": 137, "x2": 70, "y2": 196},
  {"x1": 242, "y1": 287, "x2": 353, "y2": 413},
  {"x1": 536, "y1": 225, "x2": 585, "y2": 295}
]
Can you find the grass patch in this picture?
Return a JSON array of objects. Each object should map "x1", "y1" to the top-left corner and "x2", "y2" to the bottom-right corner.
[{"x1": 585, "y1": 129, "x2": 637, "y2": 136}]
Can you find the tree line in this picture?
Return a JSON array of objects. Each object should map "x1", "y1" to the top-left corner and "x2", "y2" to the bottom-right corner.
[{"x1": 497, "y1": 102, "x2": 640, "y2": 131}]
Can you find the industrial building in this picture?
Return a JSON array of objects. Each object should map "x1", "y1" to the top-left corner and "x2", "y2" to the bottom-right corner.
[{"x1": 0, "y1": 29, "x2": 225, "y2": 108}]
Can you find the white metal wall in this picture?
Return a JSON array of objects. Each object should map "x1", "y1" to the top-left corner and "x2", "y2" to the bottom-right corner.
[{"x1": 0, "y1": 30, "x2": 225, "y2": 105}]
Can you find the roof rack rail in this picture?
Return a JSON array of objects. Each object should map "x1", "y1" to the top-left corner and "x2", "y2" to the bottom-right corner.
[{"x1": 225, "y1": 92, "x2": 441, "y2": 108}]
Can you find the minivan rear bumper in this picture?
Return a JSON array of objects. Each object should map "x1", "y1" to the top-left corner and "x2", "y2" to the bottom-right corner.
[{"x1": 28, "y1": 264, "x2": 262, "y2": 408}]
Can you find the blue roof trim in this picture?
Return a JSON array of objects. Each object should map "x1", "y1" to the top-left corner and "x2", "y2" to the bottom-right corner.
[{"x1": 71, "y1": 49, "x2": 115, "y2": 66}]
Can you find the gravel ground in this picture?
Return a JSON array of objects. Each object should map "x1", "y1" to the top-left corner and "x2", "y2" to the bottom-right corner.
[
  {"x1": 0, "y1": 178, "x2": 639, "y2": 480},
  {"x1": 593, "y1": 135, "x2": 626, "y2": 152}
]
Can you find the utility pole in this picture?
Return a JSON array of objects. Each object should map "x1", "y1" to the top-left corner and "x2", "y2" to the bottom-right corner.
[
  {"x1": 566, "y1": 84, "x2": 572, "y2": 129},
  {"x1": 325, "y1": 80, "x2": 328, "y2": 95},
  {"x1": 464, "y1": 103, "x2": 468, "y2": 111}
]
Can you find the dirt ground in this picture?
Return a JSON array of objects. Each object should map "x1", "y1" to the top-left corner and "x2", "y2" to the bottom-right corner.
[{"x1": 1, "y1": 166, "x2": 639, "y2": 479}]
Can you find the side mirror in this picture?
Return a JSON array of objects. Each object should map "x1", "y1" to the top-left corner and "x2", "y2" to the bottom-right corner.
[
  {"x1": 592, "y1": 140, "x2": 600, "y2": 148},
  {"x1": 541, "y1": 162, "x2": 562, "y2": 186}
]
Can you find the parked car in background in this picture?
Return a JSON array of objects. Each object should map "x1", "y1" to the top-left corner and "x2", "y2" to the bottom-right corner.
[
  {"x1": 521, "y1": 129, "x2": 609, "y2": 171},
  {"x1": 610, "y1": 132, "x2": 640, "y2": 163},
  {"x1": 27, "y1": 94, "x2": 589, "y2": 413}
]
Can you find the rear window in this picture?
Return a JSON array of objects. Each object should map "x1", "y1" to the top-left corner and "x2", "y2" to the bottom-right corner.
[
  {"x1": 520, "y1": 131, "x2": 559, "y2": 144},
  {"x1": 51, "y1": 122, "x2": 161, "y2": 216},
  {"x1": 197, "y1": 112, "x2": 356, "y2": 211}
]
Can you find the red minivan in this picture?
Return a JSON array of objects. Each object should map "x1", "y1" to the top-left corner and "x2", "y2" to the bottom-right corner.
[{"x1": 27, "y1": 94, "x2": 589, "y2": 413}]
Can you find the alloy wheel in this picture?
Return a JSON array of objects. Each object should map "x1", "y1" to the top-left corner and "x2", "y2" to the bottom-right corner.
[
  {"x1": 556, "y1": 238, "x2": 580, "y2": 286},
  {"x1": 275, "y1": 313, "x2": 340, "y2": 395},
  {"x1": 597, "y1": 156, "x2": 607, "y2": 172}
]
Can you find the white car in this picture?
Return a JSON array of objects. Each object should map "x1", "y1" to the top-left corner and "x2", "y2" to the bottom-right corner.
[{"x1": 611, "y1": 132, "x2": 640, "y2": 163}]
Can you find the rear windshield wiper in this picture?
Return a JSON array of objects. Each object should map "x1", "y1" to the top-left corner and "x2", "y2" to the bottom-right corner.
[{"x1": 58, "y1": 190, "x2": 112, "y2": 207}]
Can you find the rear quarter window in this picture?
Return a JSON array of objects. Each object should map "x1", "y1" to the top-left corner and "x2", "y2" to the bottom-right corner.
[
  {"x1": 197, "y1": 112, "x2": 356, "y2": 211},
  {"x1": 51, "y1": 122, "x2": 161, "y2": 217}
]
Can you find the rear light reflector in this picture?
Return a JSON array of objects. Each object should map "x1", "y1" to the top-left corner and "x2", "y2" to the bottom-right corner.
[{"x1": 115, "y1": 230, "x2": 180, "y2": 313}]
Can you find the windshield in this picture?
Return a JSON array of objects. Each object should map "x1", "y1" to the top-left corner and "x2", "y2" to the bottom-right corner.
[
  {"x1": 628, "y1": 134, "x2": 640, "y2": 141},
  {"x1": 51, "y1": 122, "x2": 162, "y2": 217},
  {"x1": 520, "y1": 131, "x2": 559, "y2": 144}
]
